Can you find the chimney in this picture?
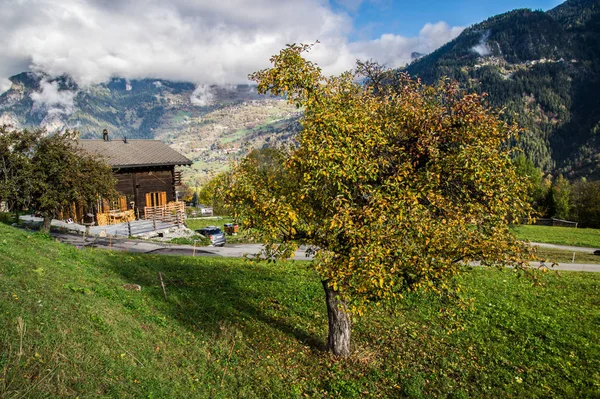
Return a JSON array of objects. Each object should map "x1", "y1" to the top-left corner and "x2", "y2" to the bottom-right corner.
[{"x1": 102, "y1": 129, "x2": 109, "y2": 141}]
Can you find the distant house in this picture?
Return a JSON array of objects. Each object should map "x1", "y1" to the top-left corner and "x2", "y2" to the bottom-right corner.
[{"x1": 79, "y1": 131, "x2": 192, "y2": 223}]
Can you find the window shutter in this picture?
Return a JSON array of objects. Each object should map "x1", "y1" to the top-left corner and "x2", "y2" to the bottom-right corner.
[
  {"x1": 145, "y1": 193, "x2": 152, "y2": 207},
  {"x1": 119, "y1": 196, "x2": 127, "y2": 211},
  {"x1": 159, "y1": 192, "x2": 167, "y2": 206}
]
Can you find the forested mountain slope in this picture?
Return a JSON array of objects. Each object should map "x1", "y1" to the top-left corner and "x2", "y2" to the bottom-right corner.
[
  {"x1": 1, "y1": 0, "x2": 598, "y2": 180},
  {"x1": 405, "y1": 0, "x2": 600, "y2": 179}
]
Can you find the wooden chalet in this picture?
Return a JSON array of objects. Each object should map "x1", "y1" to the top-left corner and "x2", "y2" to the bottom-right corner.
[{"x1": 79, "y1": 131, "x2": 192, "y2": 225}]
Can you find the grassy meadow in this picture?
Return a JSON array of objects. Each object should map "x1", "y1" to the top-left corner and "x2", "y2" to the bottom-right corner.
[
  {"x1": 185, "y1": 217, "x2": 249, "y2": 245},
  {"x1": 535, "y1": 247, "x2": 600, "y2": 264},
  {"x1": 512, "y1": 225, "x2": 600, "y2": 248},
  {"x1": 0, "y1": 223, "x2": 599, "y2": 398}
]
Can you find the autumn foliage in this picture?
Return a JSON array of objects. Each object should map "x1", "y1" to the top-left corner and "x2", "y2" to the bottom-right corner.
[{"x1": 225, "y1": 44, "x2": 534, "y2": 355}]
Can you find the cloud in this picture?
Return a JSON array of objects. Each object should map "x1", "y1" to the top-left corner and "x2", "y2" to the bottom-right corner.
[
  {"x1": 349, "y1": 22, "x2": 464, "y2": 68},
  {"x1": 472, "y1": 31, "x2": 492, "y2": 57},
  {"x1": 0, "y1": 79, "x2": 12, "y2": 94},
  {"x1": 190, "y1": 84, "x2": 215, "y2": 107},
  {"x1": 30, "y1": 80, "x2": 76, "y2": 116},
  {"x1": 0, "y1": 0, "x2": 464, "y2": 89}
]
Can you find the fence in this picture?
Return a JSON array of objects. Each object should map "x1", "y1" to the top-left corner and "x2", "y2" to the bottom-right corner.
[
  {"x1": 534, "y1": 218, "x2": 578, "y2": 228},
  {"x1": 144, "y1": 201, "x2": 185, "y2": 227}
]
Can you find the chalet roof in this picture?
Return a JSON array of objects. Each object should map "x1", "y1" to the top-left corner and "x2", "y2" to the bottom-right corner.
[{"x1": 79, "y1": 139, "x2": 192, "y2": 169}]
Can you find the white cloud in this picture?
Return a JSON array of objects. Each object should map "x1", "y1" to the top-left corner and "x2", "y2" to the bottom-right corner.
[
  {"x1": 472, "y1": 31, "x2": 492, "y2": 57},
  {"x1": 30, "y1": 80, "x2": 76, "y2": 116},
  {"x1": 0, "y1": 0, "x2": 464, "y2": 88},
  {"x1": 0, "y1": 78, "x2": 12, "y2": 94},
  {"x1": 349, "y1": 22, "x2": 464, "y2": 68},
  {"x1": 190, "y1": 84, "x2": 215, "y2": 106}
]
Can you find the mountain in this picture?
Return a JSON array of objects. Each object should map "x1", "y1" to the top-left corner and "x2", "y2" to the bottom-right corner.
[
  {"x1": 0, "y1": 73, "x2": 300, "y2": 181},
  {"x1": 2, "y1": 0, "x2": 599, "y2": 181},
  {"x1": 405, "y1": 0, "x2": 600, "y2": 179}
]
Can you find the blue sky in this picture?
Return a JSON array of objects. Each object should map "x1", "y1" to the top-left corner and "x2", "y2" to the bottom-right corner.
[{"x1": 337, "y1": 0, "x2": 564, "y2": 39}]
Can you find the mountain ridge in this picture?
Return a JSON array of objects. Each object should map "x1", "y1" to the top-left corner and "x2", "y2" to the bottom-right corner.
[
  {"x1": 404, "y1": 0, "x2": 600, "y2": 179},
  {"x1": 1, "y1": 0, "x2": 599, "y2": 180}
]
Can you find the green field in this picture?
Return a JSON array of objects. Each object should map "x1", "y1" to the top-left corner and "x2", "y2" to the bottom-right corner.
[
  {"x1": 220, "y1": 129, "x2": 248, "y2": 144},
  {"x1": 185, "y1": 217, "x2": 249, "y2": 244},
  {"x1": 185, "y1": 217, "x2": 232, "y2": 230},
  {"x1": 512, "y1": 225, "x2": 600, "y2": 248},
  {"x1": 1, "y1": 223, "x2": 599, "y2": 398},
  {"x1": 536, "y1": 247, "x2": 600, "y2": 264}
]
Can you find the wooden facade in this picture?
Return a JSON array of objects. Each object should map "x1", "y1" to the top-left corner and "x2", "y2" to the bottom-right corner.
[
  {"x1": 79, "y1": 137, "x2": 192, "y2": 224},
  {"x1": 114, "y1": 166, "x2": 179, "y2": 218}
]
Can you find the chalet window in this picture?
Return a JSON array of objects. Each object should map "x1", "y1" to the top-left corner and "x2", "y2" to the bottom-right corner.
[{"x1": 145, "y1": 191, "x2": 167, "y2": 207}]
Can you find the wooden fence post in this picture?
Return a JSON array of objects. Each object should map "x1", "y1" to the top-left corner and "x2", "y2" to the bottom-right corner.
[{"x1": 158, "y1": 272, "x2": 168, "y2": 301}]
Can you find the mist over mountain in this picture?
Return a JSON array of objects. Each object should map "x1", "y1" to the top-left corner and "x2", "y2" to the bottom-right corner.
[
  {"x1": 1, "y1": 0, "x2": 598, "y2": 181},
  {"x1": 0, "y1": 72, "x2": 300, "y2": 180},
  {"x1": 405, "y1": 0, "x2": 600, "y2": 179}
]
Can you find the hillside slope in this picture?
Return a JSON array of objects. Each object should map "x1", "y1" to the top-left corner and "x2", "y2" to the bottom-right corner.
[
  {"x1": 0, "y1": 74, "x2": 300, "y2": 180},
  {"x1": 405, "y1": 0, "x2": 600, "y2": 178},
  {"x1": 1, "y1": 223, "x2": 599, "y2": 397}
]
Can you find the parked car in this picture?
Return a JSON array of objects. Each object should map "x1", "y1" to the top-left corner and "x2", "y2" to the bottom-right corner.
[{"x1": 196, "y1": 226, "x2": 226, "y2": 247}]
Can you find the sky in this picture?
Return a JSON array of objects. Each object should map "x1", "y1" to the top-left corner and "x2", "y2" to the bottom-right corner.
[{"x1": 0, "y1": 0, "x2": 563, "y2": 96}]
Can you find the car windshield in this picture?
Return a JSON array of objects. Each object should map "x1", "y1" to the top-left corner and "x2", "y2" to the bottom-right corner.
[{"x1": 204, "y1": 229, "x2": 222, "y2": 235}]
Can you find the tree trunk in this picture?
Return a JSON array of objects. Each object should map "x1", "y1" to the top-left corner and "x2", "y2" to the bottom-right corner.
[
  {"x1": 322, "y1": 280, "x2": 351, "y2": 357},
  {"x1": 41, "y1": 215, "x2": 52, "y2": 233}
]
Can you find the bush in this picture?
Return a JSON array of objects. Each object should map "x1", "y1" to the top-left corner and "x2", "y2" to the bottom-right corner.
[{"x1": 0, "y1": 212, "x2": 17, "y2": 225}]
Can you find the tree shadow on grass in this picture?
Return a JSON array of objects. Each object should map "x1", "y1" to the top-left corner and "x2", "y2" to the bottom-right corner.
[{"x1": 100, "y1": 250, "x2": 326, "y2": 352}]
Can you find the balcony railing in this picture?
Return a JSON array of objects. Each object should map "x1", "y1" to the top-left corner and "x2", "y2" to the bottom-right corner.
[{"x1": 173, "y1": 171, "x2": 183, "y2": 186}]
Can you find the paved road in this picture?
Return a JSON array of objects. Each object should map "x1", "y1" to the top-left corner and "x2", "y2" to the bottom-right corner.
[
  {"x1": 52, "y1": 233, "x2": 314, "y2": 260},
  {"x1": 51, "y1": 232, "x2": 600, "y2": 272}
]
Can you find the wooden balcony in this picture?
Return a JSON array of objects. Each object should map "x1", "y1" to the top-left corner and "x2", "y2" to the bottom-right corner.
[{"x1": 173, "y1": 171, "x2": 183, "y2": 186}]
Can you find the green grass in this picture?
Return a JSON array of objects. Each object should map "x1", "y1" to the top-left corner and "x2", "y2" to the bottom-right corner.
[
  {"x1": 535, "y1": 247, "x2": 600, "y2": 264},
  {"x1": 171, "y1": 110, "x2": 190, "y2": 123},
  {"x1": 192, "y1": 160, "x2": 226, "y2": 171},
  {"x1": 513, "y1": 225, "x2": 600, "y2": 248},
  {"x1": 168, "y1": 234, "x2": 210, "y2": 246},
  {"x1": 185, "y1": 217, "x2": 250, "y2": 244},
  {"x1": 1, "y1": 223, "x2": 599, "y2": 398},
  {"x1": 220, "y1": 129, "x2": 248, "y2": 144},
  {"x1": 185, "y1": 217, "x2": 231, "y2": 230}
]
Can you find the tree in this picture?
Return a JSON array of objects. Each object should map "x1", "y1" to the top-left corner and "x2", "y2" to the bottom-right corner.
[
  {"x1": 0, "y1": 127, "x2": 40, "y2": 213},
  {"x1": 547, "y1": 174, "x2": 571, "y2": 220},
  {"x1": 570, "y1": 179, "x2": 600, "y2": 228},
  {"x1": 513, "y1": 154, "x2": 549, "y2": 216},
  {"x1": 178, "y1": 182, "x2": 195, "y2": 203},
  {"x1": 226, "y1": 44, "x2": 533, "y2": 357},
  {"x1": 198, "y1": 173, "x2": 228, "y2": 215},
  {"x1": 0, "y1": 128, "x2": 117, "y2": 232}
]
